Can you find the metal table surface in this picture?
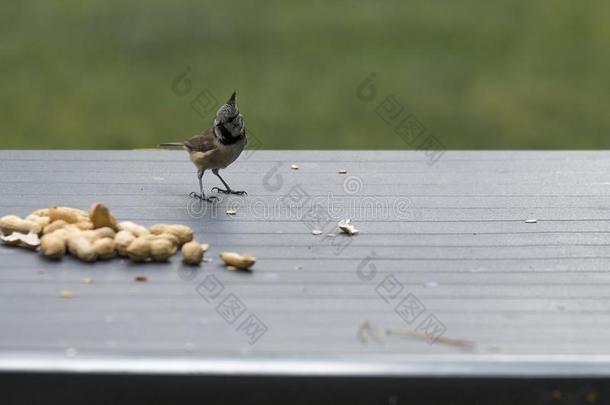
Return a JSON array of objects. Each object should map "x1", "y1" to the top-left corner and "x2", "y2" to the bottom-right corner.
[{"x1": 1, "y1": 150, "x2": 610, "y2": 404}]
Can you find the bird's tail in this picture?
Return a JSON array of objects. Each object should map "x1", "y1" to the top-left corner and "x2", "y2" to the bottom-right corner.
[{"x1": 157, "y1": 142, "x2": 185, "y2": 150}]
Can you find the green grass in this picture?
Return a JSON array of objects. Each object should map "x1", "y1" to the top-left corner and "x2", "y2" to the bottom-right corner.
[{"x1": 2, "y1": 0, "x2": 610, "y2": 149}]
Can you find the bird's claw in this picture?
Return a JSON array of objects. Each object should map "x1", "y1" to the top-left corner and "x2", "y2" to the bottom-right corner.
[
  {"x1": 212, "y1": 187, "x2": 247, "y2": 196},
  {"x1": 189, "y1": 192, "x2": 218, "y2": 202}
]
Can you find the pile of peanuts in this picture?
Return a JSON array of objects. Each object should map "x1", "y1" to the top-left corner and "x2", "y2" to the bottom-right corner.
[{"x1": 0, "y1": 203, "x2": 209, "y2": 265}]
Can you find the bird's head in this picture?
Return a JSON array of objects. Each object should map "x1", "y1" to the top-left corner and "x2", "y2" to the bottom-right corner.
[
  {"x1": 215, "y1": 91, "x2": 238, "y2": 123},
  {"x1": 214, "y1": 91, "x2": 244, "y2": 138}
]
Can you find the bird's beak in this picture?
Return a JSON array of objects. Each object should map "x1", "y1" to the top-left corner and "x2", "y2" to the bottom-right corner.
[{"x1": 227, "y1": 91, "x2": 237, "y2": 106}]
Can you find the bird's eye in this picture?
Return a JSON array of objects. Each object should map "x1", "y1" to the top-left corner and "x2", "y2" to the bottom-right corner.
[{"x1": 226, "y1": 113, "x2": 239, "y2": 123}]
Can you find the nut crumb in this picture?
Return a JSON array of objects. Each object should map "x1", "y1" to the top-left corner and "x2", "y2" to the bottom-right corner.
[
  {"x1": 311, "y1": 229, "x2": 322, "y2": 235},
  {"x1": 525, "y1": 219, "x2": 537, "y2": 223},
  {"x1": 59, "y1": 290, "x2": 74, "y2": 299},
  {"x1": 226, "y1": 266, "x2": 237, "y2": 272},
  {"x1": 1, "y1": 232, "x2": 40, "y2": 249},
  {"x1": 338, "y1": 219, "x2": 359, "y2": 235},
  {"x1": 291, "y1": 164, "x2": 299, "y2": 170},
  {"x1": 338, "y1": 169, "x2": 347, "y2": 174},
  {"x1": 225, "y1": 209, "x2": 237, "y2": 216},
  {"x1": 134, "y1": 275, "x2": 148, "y2": 282}
]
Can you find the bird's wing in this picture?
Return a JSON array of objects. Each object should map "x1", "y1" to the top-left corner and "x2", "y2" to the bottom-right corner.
[{"x1": 184, "y1": 128, "x2": 217, "y2": 153}]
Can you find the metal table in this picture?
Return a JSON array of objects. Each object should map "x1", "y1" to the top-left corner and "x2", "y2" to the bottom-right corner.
[{"x1": 1, "y1": 150, "x2": 609, "y2": 404}]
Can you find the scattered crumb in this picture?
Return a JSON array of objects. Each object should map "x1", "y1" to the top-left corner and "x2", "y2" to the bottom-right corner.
[
  {"x1": 226, "y1": 266, "x2": 237, "y2": 272},
  {"x1": 225, "y1": 209, "x2": 237, "y2": 216},
  {"x1": 357, "y1": 320, "x2": 386, "y2": 344},
  {"x1": 525, "y1": 219, "x2": 537, "y2": 223},
  {"x1": 82, "y1": 277, "x2": 93, "y2": 284},
  {"x1": 338, "y1": 169, "x2": 347, "y2": 174},
  {"x1": 291, "y1": 164, "x2": 299, "y2": 170},
  {"x1": 311, "y1": 229, "x2": 322, "y2": 235},
  {"x1": 326, "y1": 233, "x2": 336, "y2": 237},
  {"x1": 59, "y1": 290, "x2": 74, "y2": 299},
  {"x1": 338, "y1": 219, "x2": 359, "y2": 235},
  {"x1": 134, "y1": 275, "x2": 148, "y2": 282}
]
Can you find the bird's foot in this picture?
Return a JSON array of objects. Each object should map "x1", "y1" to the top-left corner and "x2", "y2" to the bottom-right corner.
[
  {"x1": 189, "y1": 192, "x2": 218, "y2": 202},
  {"x1": 211, "y1": 187, "x2": 247, "y2": 196}
]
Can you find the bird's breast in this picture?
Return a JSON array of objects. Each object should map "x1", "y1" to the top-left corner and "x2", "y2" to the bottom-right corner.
[{"x1": 216, "y1": 137, "x2": 246, "y2": 168}]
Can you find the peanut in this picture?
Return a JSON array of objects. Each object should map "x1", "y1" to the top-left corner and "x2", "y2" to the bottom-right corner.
[
  {"x1": 1, "y1": 232, "x2": 41, "y2": 250},
  {"x1": 74, "y1": 220, "x2": 94, "y2": 231},
  {"x1": 93, "y1": 237, "x2": 116, "y2": 260},
  {"x1": 150, "y1": 238, "x2": 177, "y2": 262},
  {"x1": 2, "y1": 205, "x2": 200, "y2": 265},
  {"x1": 67, "y1": 234, "x2": 97, "y2": 262},
  {"x1": 149, "y1": 224, "x2": 193, "y2": 246},
  {"x1": 81, "y1": 227, "x2": 116, "y2": 243},
  {"x1": 114, "y1": 230, "x2": 136, "y2": 256},
  {"x1": 219, "y1": 252, "x2": 256, "y2": 270},
  {"x1": 0, "y1": 234, "x2": 21, "y2": 247},
  {"x1": 40, "y1": 234, "x2": 66, "y2": 259},
  {"x1": 26, "y1": 214, "x2": 50, "y2": 228},
  {"x1": 181, "y1": 242, "x2": 205, "y2": 265},
  {"x1": 0, "y1": 215, "x2": 42, "y2": 236},
  {"x1": 89, "y1": 203, "x2": 118, "y2": 230},
  {"x1": 118, "y1": 221, "x2": 149, "y2": 237},
  {"x1": 47, "y1": 228, "x2": 74, "y2": 244},
  {"x1": 30, "y1": 208, "x2": 50, "y2": 217},
  {"x1": 126, "y1": 236, "x2": 151, "y2": 262},
  {"x1": 49, "y1": 206, "x2": 86, "y2": 224},
  {"x1": 43, "y1": 220, "x2": 68, "y2": 235},
  {"x1": 146, "y1": 233, "x2": 180, "y2": 247}
]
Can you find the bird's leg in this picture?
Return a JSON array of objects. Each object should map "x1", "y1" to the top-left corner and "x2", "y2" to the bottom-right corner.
[
  {"x1": 189, "y1": 169, "x2": 217, "y2": 202},
  {"x1": 211, "y1": 169, "x2": 247, "y2": 195}
]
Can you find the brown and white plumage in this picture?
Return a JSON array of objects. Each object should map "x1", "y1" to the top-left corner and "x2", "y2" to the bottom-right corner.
[{"x1": 160, "y1": 91, "x2": 247, "y2": 201}]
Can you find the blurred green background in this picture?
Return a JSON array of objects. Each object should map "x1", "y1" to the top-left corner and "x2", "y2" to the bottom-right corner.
[{"x1": 2, "y1": 0, "x2": 610, "y2": 150}]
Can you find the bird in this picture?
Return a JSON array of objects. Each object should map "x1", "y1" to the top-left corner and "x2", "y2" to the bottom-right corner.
[{"x1": 160, "y1": 91, "x2": 247, "y2": 202}]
